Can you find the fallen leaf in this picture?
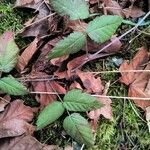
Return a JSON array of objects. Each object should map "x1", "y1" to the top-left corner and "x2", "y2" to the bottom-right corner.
[
  {"x1": 67, "y1": 55, "x2": 88, "y2": 77},
  {"x1": 67, "y1": 20, "x2": 87, "y2": 32},
  {"x1": 88, "y1": 97, "x2": 112, "y2": 131},
  {"x1": 15, "y1": 0, "x2": 52, "y2": 37},
  {"x1": 69, "y1": 81, "x2": 82, "y2": 90},
  {"x1": 119, "y1": 47, "x2": 149, "y2": 85},
  {"x1": 33, "y1": 37, "x2": 61, "y2": 72},
  {"x1": 123, "y1": 6, "x2": 145, "y2": 18},
  {"x1": 0, "y1": 135, "x2": 60, "y2": 150},
  {"x1": 76, "y1": 70, "x2": 104, "y2": 93},
  {"x1": 16, "y1": 38, "x2": 39, "y2": 72},
  {"x1": 84, "y1": 36, "x2": 122, "y2": 53},
  {"x1": 119, "y1": 47, "x2": 150, "y2": 110},
  {"x1": 0, "y1": 95, "x2": 11, "y2": 112},
  {"x1": 31, "y1": 72, "x2": 66, "y2": 107},
  {"x1": 104, "y1": 0, "x2": 124, "y2": 16},
  {"x1": 0, "y1": 100, "x2": 35, "y2": 138}
]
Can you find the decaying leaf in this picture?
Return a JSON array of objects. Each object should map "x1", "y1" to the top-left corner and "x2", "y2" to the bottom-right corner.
[
  {"x1": 0, "y1": 100, "x2": 35, "y2": 138},
  {"x1": 123, "y1": 6, "x2": 145, "y2": 18},
  {"x1": 0, "y1": 135, "x2": 60, "y2": 150},
  {"x1": 0, "y1": 31, "x2": 19, "y2": 73},
  {"x1": 76, "y1": 70, "x2": 104, "y2": 93},
  {"x1": 16, "y1": 38, "x2": 39, "y2": 72},
  {"x1": 119, "y1": 47, "x2": 150, "y2": 110},
  {"x1": 0, "y1": 95, "x2": 11, "y2": 112},
  {"x1": 104, "y1": 0, "x2": 124, "y2": 16},
  {"x1": 15, "y1": 0, "x2": 51, "y2": 37},
  {"x1": 31, "y1": 72, "x2": 66, "y2": 107},
  {"x1": 88, "y1": 97, "x2": 112, "y2": 131}
]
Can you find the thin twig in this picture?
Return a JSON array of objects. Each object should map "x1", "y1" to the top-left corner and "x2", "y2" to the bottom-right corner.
[
  {"x1": 92, "y1": 95, "x2": 150, "y2": 100},
  {"x1": 30, "y1": 91, "x2": 150, "y2": 100},
  {"x1": 92, "y1": 70, "x2": 150, "y2": 75}
]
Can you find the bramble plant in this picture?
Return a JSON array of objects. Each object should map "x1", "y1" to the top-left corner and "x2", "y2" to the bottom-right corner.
[
  {"x1": 47, "y1": 0, "x2": 123, "y2": 60},
  {"x1": 36, "y1": 89, "x2": 103, "y2": 146},
  {"x1": 0, "y1": 31, "x2": 27, "y2": 95}
]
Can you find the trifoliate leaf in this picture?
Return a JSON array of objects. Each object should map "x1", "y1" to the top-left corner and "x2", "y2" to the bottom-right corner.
[
  {"x1": 63, "y1": 89, "x2": 102, "y2": 112},
  {"x1": 51, "y1": 0, "x2": 89, "y2": 20},
  {"x1": 48, "y1": 32, "x2": 86, "y2": 59},
  {"x1": 0, "y1": 76, "x2": 28, "y2": 95},
  {"x1": 36, "y1": 101, "x2": 65, "y2": 130},
  {"x1": 0, "y1": 31, "x2": 19, "y2": 73},
  {"x1": 86, "y1": 15, "x2": 123, "y2": 43},
  {"x1": 63, "y1": 113, "x2": 94, "y2": 146}
]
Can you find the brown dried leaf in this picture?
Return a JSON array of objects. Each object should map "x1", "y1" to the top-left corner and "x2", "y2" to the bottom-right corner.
[
  {"x1": 67, "y1": 55, "x2": 87, "y2": 77},
  {"x1": 119, "y1": 48, "x2": 150, "y2": 110},
  {"x1": 119, "y1": 47, "x2": 149, "y2": 85},
  {"x1": 0, "y1": 135, "x2": 60, "y2": 150},
  {"x1": 0, "y1": 96, "x2": 11, "y2": 112},
  {"x1": 67, "y1": 20, "x2": 87, "y2": 32},
  {"x1": 15, "y1": 0, "x2": 51, "y2": 37},
  {"x1": 0, "y1": 100, "x2": 35, "y2": 138},
  {"x1": 104, "y1": 0, "x2": 124, "y2": 16},
  {"x1": 76, "y1": 70, "x2": 104, "y2": 93},
  {"x1": 16, "y1": 38, "x2": 39, "y2": 72},
  {"x1": 85, "y1": 36, "x2": 122, "y2": 53},
  {"x1": 88, "y1": 97, "x2": 112, "y2": 131},
  {"x1": 123, "y1": 6, "x2": 145, "y2": 18},
  {"x1": 31, "y1": 72, "x2": 66, "y2": 107}
]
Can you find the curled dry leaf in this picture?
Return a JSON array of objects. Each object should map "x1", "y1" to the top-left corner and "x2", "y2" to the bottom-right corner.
[
  {"x1": 0, "y1": 135, "x2": 60, "y2": 150},
  {"x1": 16, "y1": 38, "x2": 39, "y2": 72},
  {"x1": 76, "y1": 70, "x2": 104, "y2": 93},
  {"x1": 119, "y1": 47, "x2": 150, "y2": 110},
  {"x1": 0, "y1": 100, "x2": 35, "y2": 138},
  {"x1": 88, "y1": 97, "x2": 112, "y2": 131},
  {"x1": 31, "y1": 72, "x2": 66, "y2": 107},
  {"x1": 15, "y1": 0, "x2": 51, "y2": 37},
  {"x1": 33, "y1": 37, "x2": 61, "y2": 72}
]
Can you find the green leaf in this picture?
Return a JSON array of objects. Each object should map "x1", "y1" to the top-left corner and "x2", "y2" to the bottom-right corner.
[
  {"x1": 63, "y1": 89, "x2": 102, "y2": 112},
  {"x1": 0, "y1": 76, "x2": 28, "y2": 95},
  {"x1": 36, "y1": 101, "x2": 65, "y2": 130},
  {"x1": 63, "y1": 113, "x2": 94, "y2": 146},
  {"x1": 48, "y1": 32, "x2": 86, "y2": 59},
  {"x1": 51, "y1": 0, "x2": 89, "y2": 20},
  {"x1": 0, "y1": 31, "x2": 19, "y2": 72},
  {"x1": 86, "y1": 15, "x2": 123, "y2": 43}
]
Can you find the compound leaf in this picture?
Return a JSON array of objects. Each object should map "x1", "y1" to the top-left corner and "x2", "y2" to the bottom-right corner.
[
  {"x1": 36, "y1": 101, "x2": 65, "y2": 130},
  {"x1": 48, "y1": 32, "x2": 86, "y2": 59},
  {"x1": 51, "y1": 0, "x2": 89, "y2": 20},
  {"x1": 63, "y1": 89, "x2": 102, "y2": 112},
  {"x1": 63, "y1": 113, "x2": 94, "y2": 146},
  {"x1": 0, "y1": 76, "x2": 28, "y2": 95},
  {"x1": 0, "y1": 31, "x2": 19, "y2": 73},
  {"x1": 86, "y1": 15, "x2": 123, "y2": 43}
]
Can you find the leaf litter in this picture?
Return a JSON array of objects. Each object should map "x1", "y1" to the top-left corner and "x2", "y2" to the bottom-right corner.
[{"x1": 0, "y1": 0, "x2": 150, "y2": 149}]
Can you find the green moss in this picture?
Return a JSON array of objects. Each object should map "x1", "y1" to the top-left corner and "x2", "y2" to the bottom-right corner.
[{"x1": 0, "y1": 3, "x2": 23, "y2": 34}]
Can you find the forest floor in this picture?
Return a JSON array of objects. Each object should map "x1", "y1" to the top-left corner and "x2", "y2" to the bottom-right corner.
[{"x1": 0, "y1": 0, "x2": 150, "y2": 150}]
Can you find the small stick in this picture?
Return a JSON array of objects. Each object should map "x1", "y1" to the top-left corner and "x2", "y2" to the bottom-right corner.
[{"x1": 92, "y1": 94, "x2": 150, "y2": 100}]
